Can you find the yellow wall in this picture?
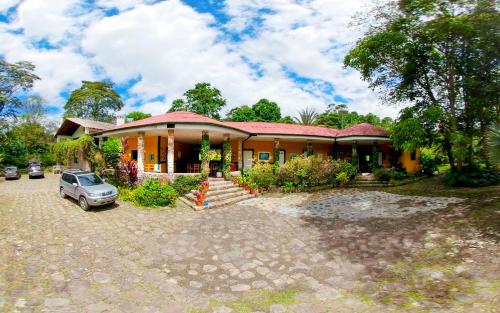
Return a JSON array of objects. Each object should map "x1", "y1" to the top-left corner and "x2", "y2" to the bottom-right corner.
[{"x1": 399, "y1": 149, "x2": 420, "y2": 174}]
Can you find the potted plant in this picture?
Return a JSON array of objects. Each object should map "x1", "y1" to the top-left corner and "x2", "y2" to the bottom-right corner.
[
  {"x1": 201, "y1": 181, "x2": 209, "y2": 192},
  {"x1": 249, "y1": 182, "x2": 259, "y2": 194},
  {"x1": 193, "y1": 189, "x2": 207, "y2": 206}
]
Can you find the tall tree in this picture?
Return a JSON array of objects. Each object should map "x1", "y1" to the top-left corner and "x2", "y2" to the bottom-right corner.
[
  {"x1": 125, "y1": 111, "x2": 152, "y2": 122},
  {"x1": 345, "y1": 0, "x2": 500, "y2": 171},
  {"x1": 226, "y1": 105, "x2": 256, "y2": 122},
  {"x1": 20, "y1": 95, "x2": 47, "y2": 124},
  {"x1": 169, "y1": 82, "x2": 226, "y2": 119},
  {"x1": 0, "y1": 60, "x2": 40, "y2": 119},
  {"x1": 294, "y1": 107, "x2": 318, "y2": 125},
  {"x1": 64, "y1": 81, "x2": 124, "y2": 123},
  {"x1": 252, "y1": 98, "x2": 281, "y2": 122}
]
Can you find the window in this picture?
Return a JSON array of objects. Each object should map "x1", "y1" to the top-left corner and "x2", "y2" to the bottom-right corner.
[
  {"x1": 289, "y1": 153, "x2": 298, "y2": 160},
  {"x1": 410, "y1": 150, "x2": 417, "y2": 160},
  {"x1": 61, "y1": 173, "x2": 70, "y2": 182},
  {"x1": 258, "y1": 152, "x2": 270, "y2": 162},
  {"x1": 78, "y1": 174, "x2": 104, "y2": 186},
  {"x1": 131, "y1": 150, "x2": 138, "y2": 161}
]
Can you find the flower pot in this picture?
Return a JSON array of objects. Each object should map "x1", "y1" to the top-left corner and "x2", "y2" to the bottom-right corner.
[
  {"x1": 244, "y1": 184, "x2": 250, "y2": 191},
  {"x1": 250, "y1": 189, "x2": 258, "y2": 195},
  {"x1": 196, "y1": 200, "x2": 204, "y2": 206}
]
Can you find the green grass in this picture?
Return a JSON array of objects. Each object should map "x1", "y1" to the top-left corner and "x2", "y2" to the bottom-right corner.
[{"x1": 188, "y1": 289, "x2": 299, "y2": 313}]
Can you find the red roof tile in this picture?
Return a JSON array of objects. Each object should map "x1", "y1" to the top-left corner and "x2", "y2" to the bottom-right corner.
[
  {"x1": 111, "y1": 111, "x2": 233, "y2": 130},
  {"x1": 223, "y1": 122, "x2": 338, "y2": 137},
  {"x1": 104, "y1": 111, "x2": 389, "y2": 139},
  {"x1": 336, "y1": 123, "x2": 389, "y2": 137}
]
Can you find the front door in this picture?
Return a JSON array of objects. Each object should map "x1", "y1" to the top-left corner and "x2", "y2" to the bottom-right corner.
[
  {"x1": 243, "y1": 150, "x2": 253, "y2": 170},
  {"x1": 279, "y1": 150, "x2": 285, "y2": 165}
]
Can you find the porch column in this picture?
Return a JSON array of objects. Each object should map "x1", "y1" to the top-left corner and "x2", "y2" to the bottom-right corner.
[
  {"x1": 201, "y1": 131, "x2": 210, "y2": 177},
  {"x1": 222, "y1": 134, "x2": 231, "y2": 179},
  {"x1": 237, "y1": 139, "x2": 243, "y2": 171},
  {"x1": 332, "y1": 140, "x2": 338, "y2": 160},
  {"x1": 372, "y1": 141, "x2": 380, "y2": 168},
  {"x1": 273, "y1": 138, "x2": 280, "y2": 165},
  {"x1": 351, "y1": 141, "x2": 359, "y2": 168},
  {"x1": 137, "y1": 132, "x2": 145, "y2": 176},
  {"x1": 167, "y1": 129, "x2": 174, "y2": 175}
]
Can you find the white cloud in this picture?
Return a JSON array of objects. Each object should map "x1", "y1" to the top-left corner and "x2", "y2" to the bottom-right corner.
[
  {"x1": 0, "y1": 0, "x2": 21, "y2": 13},
  {"x1": 0, "y1": 0, "x2": 399, "y2": 121}
]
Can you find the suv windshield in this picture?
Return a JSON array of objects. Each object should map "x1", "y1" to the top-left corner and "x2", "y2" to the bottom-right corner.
[
  {"x1": 5, "y1": 167, "x2": 16, "y2": 171},
  {"x1": 30, "y1": 166, "x2": 41, "y2": 170},
  {"x1": 78, "y1": 174, "x2": 104, "y2": 186}
]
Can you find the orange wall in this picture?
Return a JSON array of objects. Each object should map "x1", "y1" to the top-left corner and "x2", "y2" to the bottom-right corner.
[
  {"x1": 399, "y1": 149, "x2": 420, "y2": 174},
  {"x1": 242, "y1": 140, "x2": 333, "y2": 162}
]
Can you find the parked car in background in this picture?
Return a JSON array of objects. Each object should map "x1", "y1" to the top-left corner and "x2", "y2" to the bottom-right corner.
[
  {"x1": 3, "y1": 166, "x2": 21, "y2": 180},
  {"x1": 59, "y1": 170, "x2": 118, "y2": 211},
  {"x1": 28, "y1": 163, "x2": 44, "y2": 179}
]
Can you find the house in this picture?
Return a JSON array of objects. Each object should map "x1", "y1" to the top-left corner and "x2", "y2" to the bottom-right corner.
[
  {"x1": 55, "y1": 117, "x2": 115, "y2": 170},
  {"x1": 86, "y1": 111, "x2": 419, "y2": 179}
]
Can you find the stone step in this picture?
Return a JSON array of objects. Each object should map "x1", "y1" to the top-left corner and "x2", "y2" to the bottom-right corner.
[
  {"x1": 185, "y1": 189, "x2": 249, "y2": 202},
  {"x1": 208, "y1": 179, "x2": 233, "y2": 185},
  {"x1": 207, "y1": 186, "x2": 244, "y2": 196},
  {"x1": 208, "y1": 177, "x2": 226, "y2": 181},
  {"x1": 349, "y1": 183, "x2": 390, "y2": 188},
  {"x1": 179, "y1": 193, "x2": 255, "y2": 210},
  {"x1": 209, "y1": 183, "x2": 238, "y2": 191},
  {"x1": 354, "y1": 180, "x2": 387, "y2": 184}
]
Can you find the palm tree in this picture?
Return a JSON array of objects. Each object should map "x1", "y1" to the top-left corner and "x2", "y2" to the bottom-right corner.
[
  {"x1": 488, "y1": 122, "x2": 500, "y2": 167},
  {"x1": 294, "y1": 107, "x2": 318, "y2": 125}
]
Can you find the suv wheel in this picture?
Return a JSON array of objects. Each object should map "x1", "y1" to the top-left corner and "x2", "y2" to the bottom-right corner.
[
  {"x1": 79, "y1": 196, "x2": 90, "y2": 211},
  {"x1": 59, "y1": 187, "x2": 67, "y2": 198}
]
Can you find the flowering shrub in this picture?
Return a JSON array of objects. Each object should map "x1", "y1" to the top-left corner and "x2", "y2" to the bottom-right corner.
[
  {"x1": 171, "y1": 175, "x2": 203, "y2": 195},
  {"x1": 277, "y1": 156, "x2": 337, "y2": 189},
  {"x1": 130, "y1": 179, "x2": 178, "y2": 207},
  {"x1": 247, "y1": 162, "x2": 276, "y2": 189}
]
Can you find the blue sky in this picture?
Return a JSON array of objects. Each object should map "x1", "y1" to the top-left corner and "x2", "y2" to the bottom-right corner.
[{"x1": 0, "y1": 0, "x2": 396, "y2": 121}]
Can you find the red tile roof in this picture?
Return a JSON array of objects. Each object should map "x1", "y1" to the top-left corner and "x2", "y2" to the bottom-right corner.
[
  {"x1": 224, "y1": 121, "x2": 338, "y2": 137},
  {"x1": 103, "y1": 111, "x2": 389, "y2": 138},
  {"x1": 111, "y1": 111, "x2": 234, "y2": 130},
  {"x1": 336, "y1": 123, "x2": 389, "y2": 137}
]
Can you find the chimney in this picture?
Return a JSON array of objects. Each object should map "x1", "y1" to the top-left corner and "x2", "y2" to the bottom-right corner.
[{"x1": 116, "y1": 115, "x2": 125, "y2": 125}]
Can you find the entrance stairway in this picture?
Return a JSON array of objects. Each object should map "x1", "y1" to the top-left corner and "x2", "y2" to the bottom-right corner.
[
  {"x1": 349, "y1": 173, "x2": 390, "y2": 188},
  {"x1": 179, "y1": 177, "x2": 255, "y2": 210}
]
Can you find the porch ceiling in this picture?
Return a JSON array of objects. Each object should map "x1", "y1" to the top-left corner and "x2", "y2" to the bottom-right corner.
[{"x1": 145, "y1": 129, "x2": 232, "y2": 144}]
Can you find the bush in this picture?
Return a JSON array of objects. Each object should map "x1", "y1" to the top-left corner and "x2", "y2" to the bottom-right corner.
[
  {"x1": 247, "y1": 162, "x2": 276, "y2": 189},
  {"x1": 443, "y1": 168, "x2": 500, "y2": 187},
  {"x1": 339, "y1": 161, "x2": 358, "y2": 179},
  {"x1": 276, "y1": 156, "x2": 345, "y2": 190},
  {"x1": 172, "y1": 175, "x2": 204, "y2": 195},
  {"x1": 101, "y1": 137, "x2": 122, "y2": 168},
  {"x1": 130, "y1": 179, "x2": 178, "y2": 207},
  {"x1": 373, "y1": 168, "x2": 393, "y2": 182},
  {"x1": 335, "y1": 172, "x2": 350, "y2": 186},
  {"x1": 420, "y1": 149, "x2": 441, "y2": 176},
  {"x1": 393, "y1": 168, "x2": 408, "y2": 180}
]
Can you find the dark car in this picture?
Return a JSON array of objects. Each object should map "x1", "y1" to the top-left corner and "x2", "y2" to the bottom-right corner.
[
  {"x1": 3, "y1": 166, "x2": 21, "y2": 180},
  {"x1": 28, "y1": 164, "x2": 44, "y2": 179}
]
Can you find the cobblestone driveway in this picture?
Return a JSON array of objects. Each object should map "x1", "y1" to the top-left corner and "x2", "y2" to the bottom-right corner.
[{"x1": 0, "y1": 174, "x2": 497, "y2": 312}]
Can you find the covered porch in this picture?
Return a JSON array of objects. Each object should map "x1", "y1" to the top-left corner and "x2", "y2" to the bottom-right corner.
[
  {"x1": 104, "y1": 123, "x2": 249, "y2": 179},
  {"x1": 333, "y1": 137, "x2": 392, "y2": 172}
]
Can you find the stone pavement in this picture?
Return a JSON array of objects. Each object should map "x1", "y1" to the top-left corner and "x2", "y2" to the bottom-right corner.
[{"x1": 0, "y1": 174, "x2": 497, "y2": 312}]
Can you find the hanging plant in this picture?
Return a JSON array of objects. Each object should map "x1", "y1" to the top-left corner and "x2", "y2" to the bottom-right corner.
[
  {"x1": 222, "y1": 139, "x2": 231, "y2": 179},
  {"x1": 200, "y1": 133, "x2": 210, "y2": 178},
  {"x1": 53, "y1": 135, "x2": 97, "y2": 169}
]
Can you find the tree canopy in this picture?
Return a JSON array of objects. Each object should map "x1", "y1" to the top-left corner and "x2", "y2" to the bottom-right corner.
[
  {"x1": 0, "y1": 60, "x2": 40, "y2": 119},
  {"x1": 226, "y1": 105, "x2": 256, "y2": 122},
  {"x1": 64, "y1": 81, "x2": 124, "y2": 123},
  {"x1": 126, "y1": 111, "x2": 152, "y2": 122},
  {"x1": 295, "y1": 107, "x2": 318, "y2": 125},
  {"x1": 169, "y1": 82, "x2": 226, "y2": 119},
  {"x1": 345, "y1": 0, "x2": 499, "y2": 170},
  {"x1": 252, "y1": 99, "x2": 281, "y2": 122}
]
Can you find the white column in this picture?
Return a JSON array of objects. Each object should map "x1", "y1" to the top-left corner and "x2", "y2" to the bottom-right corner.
[
  {"x1": 137, "y1": 132, "x2": 145, "y2": 176},
  {"x1": 167, "y1": 129, "x2": 174, "y2": 174},
  {"x1": 237, "y1": 138, "x2": 243, "y2": 171}
]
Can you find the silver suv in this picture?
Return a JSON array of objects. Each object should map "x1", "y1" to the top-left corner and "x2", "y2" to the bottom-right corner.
[{"x1": 59, "y1": 170, "x2": 118, "y2": 210}]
